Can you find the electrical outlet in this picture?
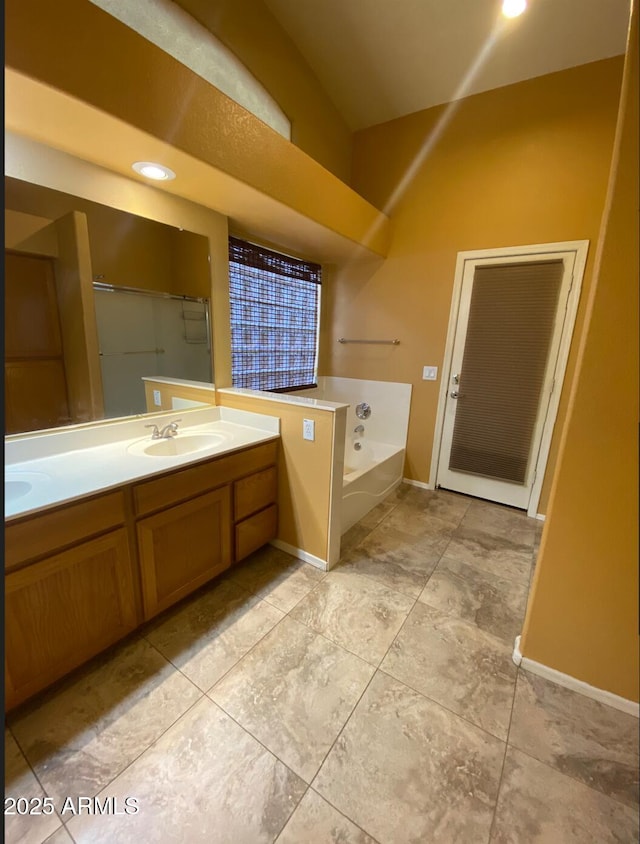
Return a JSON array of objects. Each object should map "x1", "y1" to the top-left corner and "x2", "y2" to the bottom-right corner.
[
  {"x1": 422, "y1": 366, "x2": 438, "y2": 381},
  {"x1": 303, "y1": 418, "x2": 315, "y2": 441},
  {"x1": 153, "y1": 389, "x2": 162, "y2": 406}
]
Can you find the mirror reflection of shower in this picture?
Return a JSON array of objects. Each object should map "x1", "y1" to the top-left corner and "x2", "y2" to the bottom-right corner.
[
  {"x1": 94, "y1": 285, "x2": 212, "y2": 419},
  {"x1": 4, "y1": 176, "x2": 215, "y2": 434}
]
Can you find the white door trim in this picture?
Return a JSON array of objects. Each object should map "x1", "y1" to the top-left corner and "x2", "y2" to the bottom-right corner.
[{"x1": 429, "y1": 240, "x2": 589, "y2": 517}]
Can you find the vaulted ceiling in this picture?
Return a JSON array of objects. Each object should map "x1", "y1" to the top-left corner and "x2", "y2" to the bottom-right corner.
[{"x1": 263, "y1": 0, "x2": 631, "y2": 130}]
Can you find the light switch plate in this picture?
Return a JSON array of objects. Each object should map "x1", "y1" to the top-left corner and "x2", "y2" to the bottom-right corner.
[
  {"x1": 303, "y1": 418, "x2": 315, "y2": 441},
  {"x1": 422, "y1": 366, "x2": 438, "y2": 381},
  {"x1": 153, "y1": 389, "x2": 162, "y2": 406}
]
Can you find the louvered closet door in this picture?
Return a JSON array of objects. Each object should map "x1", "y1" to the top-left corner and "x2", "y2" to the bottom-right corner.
[{"x1": 436, "y1": 253, "x2": 574, "y2": 509}]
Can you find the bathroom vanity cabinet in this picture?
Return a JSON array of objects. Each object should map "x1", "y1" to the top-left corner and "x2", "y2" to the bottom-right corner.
[
  {"x1": 5, "y1": 492, "x2": 137, "y2": 712},
  {"x1": 134, "y1": 440, "x2": 277, "y2": 619},
  {"x1": 4, "y1": 439, "x2": 278, "y2": 710}
]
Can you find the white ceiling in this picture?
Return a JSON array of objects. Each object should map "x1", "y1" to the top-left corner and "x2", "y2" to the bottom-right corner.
[{"x1": 263, "y1": 0, "x2": 631, "y2": 130}]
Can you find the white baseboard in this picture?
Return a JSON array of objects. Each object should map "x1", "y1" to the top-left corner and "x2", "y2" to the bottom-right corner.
[
  {"x1": 534, "y1": 513, "x2": 546, "y2": 522},
  {"x1": 269, "y1": 539, "x2": 328, "y2": 571},
  {"x1": 512, "y1": 635, "x2": 639, "y2": 717},
  {"x1": 402, "y1": 477, "x2": 433, "y2": 490}
]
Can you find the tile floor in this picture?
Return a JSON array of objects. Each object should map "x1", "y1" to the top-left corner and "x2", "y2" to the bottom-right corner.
[{"x1": 5, "y1": 485, "x2": 639, "y2": 843}]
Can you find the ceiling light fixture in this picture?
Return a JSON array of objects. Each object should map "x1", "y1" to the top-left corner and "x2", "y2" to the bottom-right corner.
[
  {"x1": 502, "y1": 0, "x2": 527, "y2": 18},
  {"x1": 132, "y1": 161, "x2": 176, "y2": 181}
]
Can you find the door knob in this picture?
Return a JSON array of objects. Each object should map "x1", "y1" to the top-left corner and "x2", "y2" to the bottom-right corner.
[{"x1": 450, "y1": 390, "x2": 459, "y2": 398}]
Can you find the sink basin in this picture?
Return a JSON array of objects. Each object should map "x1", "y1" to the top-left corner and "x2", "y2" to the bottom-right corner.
[
  {"x1": 129, "y1": 432, "x2": 227, "y2": 457},
  {"x1": 5, "y1": 471, "x2": 51, "y2": 504},
  {"x1": 6, "y1": 480, "x2": 33, "y2": 502}
]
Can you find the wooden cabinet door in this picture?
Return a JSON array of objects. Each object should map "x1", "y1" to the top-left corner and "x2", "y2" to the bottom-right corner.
[
  {"x1": 5, "y1": 529, "x2": 137, "y2": 710},
  {"x1": 137, "y1": 487, "x2": 232, "y2": 620}
]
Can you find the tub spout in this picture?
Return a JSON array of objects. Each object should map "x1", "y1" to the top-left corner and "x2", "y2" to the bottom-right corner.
[{"x1": 354, "y1": 425, "x2": 365, "y2": 434}]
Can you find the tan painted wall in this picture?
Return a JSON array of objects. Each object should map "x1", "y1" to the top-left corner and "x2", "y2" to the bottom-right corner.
[
  {"x1": 176, "y1": 0, "x2": 352, "y2": 182},
  {"x1": 144, "y1": 380, "x2": 216, "y2": 412},
  {"x1": 5, "y1": 209, "x2": 58, "y2": 256},
  {"x1": 520, "y1": 9, "x2": 638, "y2": 701},
  {"x1": 6, "y1": 181, "x2": 212, "y2": 299},
  {"x1": 323, "y1": 58, "x2": 624, "y2": 512},
  {"x1": 217, "y1": 392, "x2": 341, "y2": 564}
]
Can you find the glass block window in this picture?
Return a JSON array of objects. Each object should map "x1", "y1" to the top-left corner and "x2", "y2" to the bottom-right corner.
[{"x1": 228, "y1": 237, "x2": 321, "y2": 391}]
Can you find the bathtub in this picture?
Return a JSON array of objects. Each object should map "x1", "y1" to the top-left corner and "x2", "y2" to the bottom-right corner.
[{"x1": 341, "y1": 440, "x2": 405, "y2": 534}]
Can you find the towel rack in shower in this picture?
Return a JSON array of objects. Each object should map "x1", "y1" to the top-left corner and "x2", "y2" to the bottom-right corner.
[{"x1": 337, "y1": 338, "x2": 400, "y2": 345}]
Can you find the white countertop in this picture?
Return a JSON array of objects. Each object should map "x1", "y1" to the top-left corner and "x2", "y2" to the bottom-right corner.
[
  {"x1": 5, "y1": 407, "x2": 280, "y2": 521},
  {"x1": 218, "y1": 387, "x2": 348, "y2": 412},
  {"x1": 141, "y1": 376, "x2": 215, "y2": 391}
]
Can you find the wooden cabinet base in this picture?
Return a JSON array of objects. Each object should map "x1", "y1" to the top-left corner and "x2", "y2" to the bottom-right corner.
[
  {"x1": 5, "y1": 439, "x2": 278, "y2": 711},
  {"x1": 5, "y1": 529, "x2": 137, "y2": 711}
]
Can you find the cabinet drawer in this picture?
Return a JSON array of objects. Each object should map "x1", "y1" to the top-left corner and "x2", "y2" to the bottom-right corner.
[
  {"x1": 5, "y1": 491, "x2": 126, "y2": 571},
  {"x1": 134, "y1": 439, "x2": 278, "y2": 516},
  {"x1": 5, "y1": 528, "x2": 137, "y2": 710},
  {"x1": 234, "y1": 466, "x2": 277, "y2": 522},
  {"x1": 235, "y1": 504, "x2": 278, "y2": 562}
]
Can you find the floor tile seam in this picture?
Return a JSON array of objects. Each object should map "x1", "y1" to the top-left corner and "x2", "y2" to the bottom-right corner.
[
  {"x1": 85, "y1": 692, "x2": 207, "y2": 797},
  {"x1": 414, "y1": 590, "x2": 528, "y2": 650},
  {"x1": 65, "y1": 693, "x2": 301, "y2": 841},
  {"x1": 57, "y1": 818, "x2": 78, "y2": 843},
  {"x1": 330, "y1": 559, "x2": 431, "y2": 602},
  {"x1": 5, "y1": 789, "x2": 67, "y2": 842},
  {"x1": 203, "y1": 690, "x2": 319, "y2": 788},
  {"x1": 376, "y1": 665, "x2": 511, "y2": 746},
  {"x1": 139, "y1": 575, "x2": 263, "y2": 641},
  {"x1": 487, "y1": 657, "x2": 523, "y2": 841},
  {"x1": 195, "y1": 609, "x2": 293, "y2": 696},
  {"x1": 503, "y1": 740, "x2": 640, "y2": 812},
  {"x1": 271, "y1": 783, "x2": 311, "y2": 843},
  {"x1": 320, "y1": 565, "x2": 426, "y2": 606},
  {"x1": 19, "y1": 691, "x2": 207, "y2": 831},
  {"x1": 300, "y1": 786, "x2": 383, "y2": 844},
  {"x1": 140, "y1": 584, "x2": 284, "y2": 649},
  {"x1": 505, "y1": 725, "x2": 640, "y2": 812},
  {"x1": 307, "y1": 667, "x2": 383, "y2": 795},
  {"x1": 451, "y1": 527, "x2": 538, "y2": 556},
  {"x1": 435, "y1": 551, "x2": 533, "y2": 595},
  {"x1": 374, "y1": 589, "x2": 419, "y2": 670},
  {"x1": 277, "y1": 610, "x2": 384, "y2": 672},
  {"x1": 441, "y1": 551, "x2": 533, "y2": 588},
  {"x1": 257, "y1": 573, "x2": 329, "y2": 616},
  {"x1": 277, "y1": 609, "x2": 387, "y2": 671},
  {"x1": 142, "y1": 635, "x2": 213, "y2": 696},
  {"x1": 6, "y1": 723, "x2": 74, "y2": 835}
]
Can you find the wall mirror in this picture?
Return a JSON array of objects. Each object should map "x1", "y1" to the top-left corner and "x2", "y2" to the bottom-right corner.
[{"x1": 4, "y1": 176, "x2": 214, "y2": 435}]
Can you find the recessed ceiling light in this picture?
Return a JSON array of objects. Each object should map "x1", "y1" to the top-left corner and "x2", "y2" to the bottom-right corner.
[
  {"x1": 502, "y1": 0, "x2": 527, "y2": 17},
  {"x1": 132, "y1": 161, "x2": 176, "y2": 180}
]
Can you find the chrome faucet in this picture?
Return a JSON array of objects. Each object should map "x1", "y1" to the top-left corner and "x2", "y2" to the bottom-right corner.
[
  {"x1": 354, "y1": 425, "x2": 365, "y2": 434},
  {"x1": 145, "y1": 419, "x2": 182, "y2": 439}
]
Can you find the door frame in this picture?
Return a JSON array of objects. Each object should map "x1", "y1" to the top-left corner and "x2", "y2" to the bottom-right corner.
[{"x1": 429, "y1": 240, "x2": 589, "y2": 518}]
